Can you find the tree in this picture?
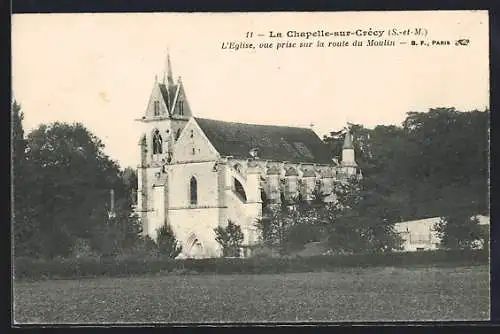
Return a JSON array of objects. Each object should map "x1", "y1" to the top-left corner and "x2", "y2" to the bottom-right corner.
[
  {"x1": 133, "y1": 235, "x2": 160, "y2": 258},
  {"x1": 324, "y1": 109, "x2": 489, "y2": 223},
  {"x1": 323, "y1": 123, "x2": 372, "y2": 169},
  {"x1": 107, "y1": 170, "x2": 143, "y2": 252},
  {"x1": 121, "y1": 167, "x2": 138, "y2": 205},
  {"x1": 156, "y1": 223, "x2": 182, "y2": 258},
  {"x1": 12, "y1": 101, "x2": 25, "y2": 181},
  {"x1": 255, "y1": 190, "x2": 275, "y2": 248},
  {"x1": 319, "y1": 108, "x2": 489, "y2": 254},
  {"x1": 285, "y1": 223, "x2": 323, "y2": 252},
  {"x1": 255, "y1": 193, "x2": 298, "y2": 255},
  {"x1": 324, "y1": 177, "x2": 364, "y2": 254},
  {"x1": 478, "y1": 224, "x2": 490, "y2": 251},
  {"x1": 434, "y1": 213, "x2": 483, "y2": 250},
  {"x1": 214, "y1": 220, "x2": 244, "y2": 257},
  {"x1": 326, "y1": 177, "x2": 403, "y2": 254},
  {"x1": 12, "y1": 101, "x2": 42, "y2": 257},
  {"x1": 401, "y1": 108, "x2": 489, "y2": 218},
  {"x1": 21, "y1": 122, "x2": 126, "y2": 258},
  {"x1": 89, "y1": 198, "x2": 142, "y2": 257},
  {"x1": 281, "y1": 190, "x2": 328, "y2": 252}
]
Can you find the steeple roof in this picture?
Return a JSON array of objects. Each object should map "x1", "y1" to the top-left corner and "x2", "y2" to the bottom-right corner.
[
  {"x1": 159, "y1": 82, "x2": 178, "y2": 113},
  {"x1": 163, "y1": 49, "x2": 174, "y2": 86},
  {"x1": 157, "y1": 50, "x2": 183, "y2": 115}
]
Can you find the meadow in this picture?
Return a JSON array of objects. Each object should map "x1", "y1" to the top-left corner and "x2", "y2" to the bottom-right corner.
[{"x1": 13, "y1": 265, "x2": 489, "y2": 324}]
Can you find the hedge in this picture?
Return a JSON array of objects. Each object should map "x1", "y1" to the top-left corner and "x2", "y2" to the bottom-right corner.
[{"x1": 13, "y1": 249, "x2": 488, "y2": 281}]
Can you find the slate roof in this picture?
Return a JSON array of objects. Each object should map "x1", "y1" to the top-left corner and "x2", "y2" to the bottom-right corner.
[
  {"x1": 194, "y1": 117, "x2": 333, "y2": 164},
  {"x1": 159, "y1": 83, "x2": 178, "y2": 112}
]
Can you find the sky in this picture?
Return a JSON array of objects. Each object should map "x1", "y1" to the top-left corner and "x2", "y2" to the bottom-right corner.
[{"x1": 12, "y1": 11, "x2": 489, "y2": 169}]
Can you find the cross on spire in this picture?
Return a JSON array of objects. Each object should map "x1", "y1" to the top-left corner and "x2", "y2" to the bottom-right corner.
[{"x1": 163, "y1": 48, "x2": 174, "y2": 86}]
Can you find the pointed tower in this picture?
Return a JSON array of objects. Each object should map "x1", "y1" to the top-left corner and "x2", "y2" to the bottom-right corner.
[
  {"x1": 163, "y1": 49, "x2": 174, "y2": 86},
  {"x1": 341, "y1": 127, "x2": 359, "y2": 178},
  {"x1": 135, "y1": 50, "x2": 193, "y2": 237}
]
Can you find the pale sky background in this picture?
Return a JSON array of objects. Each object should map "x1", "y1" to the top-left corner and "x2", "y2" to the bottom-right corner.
[{"x1": 12, "y1": 11, "x2": 489, "y2": 169}]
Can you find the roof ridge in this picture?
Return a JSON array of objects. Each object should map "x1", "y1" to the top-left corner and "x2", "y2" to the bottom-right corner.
[{"x1": 194, "y1": 117, "x2": 315, "y2": 131}]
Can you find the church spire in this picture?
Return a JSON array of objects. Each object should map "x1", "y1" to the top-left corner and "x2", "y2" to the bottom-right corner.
[{"x1": 163, "y1": 49, "x2": 174, "y2": 86}]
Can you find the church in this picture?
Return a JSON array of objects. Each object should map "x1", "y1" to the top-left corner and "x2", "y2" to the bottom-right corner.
[{"x1": 135, "y1": 53, "x2": 361, "y2": 258}]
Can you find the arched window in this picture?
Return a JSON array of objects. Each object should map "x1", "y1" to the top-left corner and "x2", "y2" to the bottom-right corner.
[
  {"x1": 153, "y1": 101, "x2": 160, "y2": 116},
  {"x1": 152, "y1": 129, "x2": 163, "y2": 154},
  {"x1": 186, "y1": 233, "x2": 204, "y2": 258},
  {"x1": 234, "y1": 163, "x2": 243, "y2": 174},
  {"x1": 234, "y1": 178, "x2": 247, "y2": 202},
  {"x1": 175, "y1": 128, "x2": 182, "y2": 141},
  {"x1": 190, "y1": 176, "x2": 198, "y2": 205},
  {"x1": 178, "y1": 100, "x2": 184, "y2": 116}
]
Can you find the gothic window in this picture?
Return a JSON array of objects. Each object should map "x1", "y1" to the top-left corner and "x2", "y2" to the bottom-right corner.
[
  {"x1": 192, "y1": 147, "x2": 196, "y2": 155},
  {"x1": 152, "y1": 129, "x2": 163, "y2": 154},
  {"x1": 175, "y1": 128, "x2": 181, "y2": 141},
  {"x1": 315, "y1": 179, "x2": 322, "y2": 192},
  {"x1": 234, "y1": 163, "x2": 242, "y2": 173},
  {"x1": 190, "y1": 176, "x2": 198, "y2": 205},
  {"x1": 178, "y1": 100, "x2": 184, "y2": 116},
  {"x1": 140, "y1": 135, "x2": 147, "y2": 164},
  {"x1": 190, "y1": 129, "x2": 194, "y2": 138},
  {"x1": 234, "y1": 178, "x2": 247, "y2": 202},
  {"x1": 154, "y1": 101, "x2": 160, "y2": 116}
]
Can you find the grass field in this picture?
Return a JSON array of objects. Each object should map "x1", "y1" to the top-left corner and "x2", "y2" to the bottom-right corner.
[{"x1": 13, "y1": 265, "x2": 489, "y2": 324}]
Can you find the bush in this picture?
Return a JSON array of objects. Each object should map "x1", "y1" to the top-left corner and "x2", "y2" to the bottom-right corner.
[
  {"x1": 434, "y1": 214, "x2": 483, "y2": 250},
  {"x1": 214, "y1": 220, "x2": 244, "y2": 257},
  {"x1": 156, "y1": 224, "x2": 182, "y2": 258},
  {"x1": 71, "y1": 238, "x2": 97, "y2": 259},
  {"x1": 285, "y1": 224, "x2": 323, "y2": 252},
  {"x1": 13, "y1": 249, "x2": 488, "y2": 281},
  {"x1": 250, "y1": 245, "x2": 281, "y2": 258},
  {"x1": 133, "y1": 235, "x2": 160, "y2": 258}
]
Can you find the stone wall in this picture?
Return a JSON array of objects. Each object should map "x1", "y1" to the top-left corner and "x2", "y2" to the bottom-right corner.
[
  {"x1": 173, "y1": 119, "x2": 219, "y2": 163},
  {"x1": 168, "y1": 207, "x2": 222, "y2": 258}
]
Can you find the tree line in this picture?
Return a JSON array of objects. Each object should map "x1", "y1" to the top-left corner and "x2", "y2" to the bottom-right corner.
[
  {"x1": 13, "y1": 101, "x2": 489, "y2": 259},
  {"x1": 216, "y1": 107, "x2": 489, "y2": 256},
  {"x1": 12, "y1": 101, "x2": 178, "y2": 259}
]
